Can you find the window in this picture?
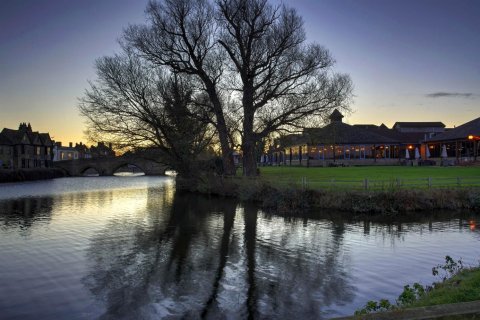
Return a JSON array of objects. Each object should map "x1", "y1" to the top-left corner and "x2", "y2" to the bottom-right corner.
[{"x1": 345, "y1": 145, "x2": 351, "y2": 159}]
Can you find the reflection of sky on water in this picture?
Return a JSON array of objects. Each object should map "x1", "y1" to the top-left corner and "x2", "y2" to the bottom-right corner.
[
  {"x1": 0, "y1": 177, "x2": 479, "y2": 319},
  {"x1": 0, "y1": 176, "x2": 174, "y2": 200}
]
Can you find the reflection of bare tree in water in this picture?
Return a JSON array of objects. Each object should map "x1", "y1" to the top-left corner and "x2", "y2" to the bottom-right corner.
[
  {"x1": 83, "y1": 192, "x2": 238, "y2": 319},
  {"x1": 247, "y1": 216, "x2": 354, "y2": 319},
  {"x1": 200, "y1": 203, "x2": 236, "y2": 318},
  {"x1": 0, "y1": 197, "x2": 53, "y2": 233},
  {"x1": 244, "y1": 204, "x2": 258, "y2": 320},
  {"x1": 83, "y1": 191, "x2": 357, "y2": 319}
]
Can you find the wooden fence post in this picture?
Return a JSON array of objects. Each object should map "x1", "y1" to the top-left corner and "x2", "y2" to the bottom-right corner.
[
  {"x1": 457, "y1": 177, "x2": 461, "y2": 187},
  {"x1": 364, "y1": 178, "x2": 369, "y2": 190},
  {"x1": 428, "y1": 177, "x2": 432, "y2": 188}
]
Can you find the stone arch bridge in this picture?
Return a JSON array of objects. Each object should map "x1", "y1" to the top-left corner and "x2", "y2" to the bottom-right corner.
[{"x1": 54, "y1": 155, "x2": 170, "y2": 176}]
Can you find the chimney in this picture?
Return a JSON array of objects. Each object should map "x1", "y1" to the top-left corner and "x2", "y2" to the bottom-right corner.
[{"x1": 69, "y1": 142, "x2": 73, "y2": 148}]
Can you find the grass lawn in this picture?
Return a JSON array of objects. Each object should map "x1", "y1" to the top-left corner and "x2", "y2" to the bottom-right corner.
[
  {"x1": 410, "y1": 268, "x2": 480, "y2": 308},
  {"x1": 258, "y1": 166, "x2": 480, "y2": 189},
  {"x1": 355, "y1": 267, "x2": 480, "y2": 317}
]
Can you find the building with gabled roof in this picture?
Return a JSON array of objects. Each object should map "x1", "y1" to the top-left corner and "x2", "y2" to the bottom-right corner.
[
  {"x1": 269, "y1": 109, "x2": 449, "y2": 166},
  {"x1": 425, "y1": 117, "x2": 480, "y2": 161},
  {"x1": 0, "y1": 132, "x2": 14, "y2": 169},
  {"x1": 0, "y1": 123, "x2": 54, "y2": 169}
]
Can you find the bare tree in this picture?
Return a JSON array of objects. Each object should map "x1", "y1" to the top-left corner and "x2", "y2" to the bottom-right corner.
[
  {"x1": 125, "y1": 0, "x2": 237, "y2": 175},
  {"x1": 216, "y1": 0, "x2": 352, "y2": 175},
  {"x1": 123, "y1": 0, "x2": 352, "y2": 176},
  {"x1": 79, "y1": 50, "x2": 214, "y2": 177}
]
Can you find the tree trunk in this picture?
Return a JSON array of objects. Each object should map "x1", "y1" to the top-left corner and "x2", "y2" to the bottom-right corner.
[
  {"x1": 242, "y1": 137, "x2": 257, "y2": 176},
  {"x1": 242, "y1": 84, "x2": 257, "y2": 177},
  {"x1": 220, "y1": 135, "x2": 235, "y2": 175},
  {"x1": 204, "y1": 79, "x2": 235, "y2": 176}
]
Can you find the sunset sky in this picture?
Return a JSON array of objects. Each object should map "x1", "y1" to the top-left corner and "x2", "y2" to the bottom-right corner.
[{"x1": 1, "y1": 0, "x2": 479, "y2": 144}]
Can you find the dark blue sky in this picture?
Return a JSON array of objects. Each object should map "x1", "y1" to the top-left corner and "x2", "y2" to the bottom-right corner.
[{"x1": 1, "y1": 0, "x2": 479, "y2": 143}]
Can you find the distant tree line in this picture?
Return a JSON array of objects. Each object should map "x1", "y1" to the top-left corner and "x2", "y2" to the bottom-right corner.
[{"x1": 80, "y1": 0, "x2": 352, "y2": 177}]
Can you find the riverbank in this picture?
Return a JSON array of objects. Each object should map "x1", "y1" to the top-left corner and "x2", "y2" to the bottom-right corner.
[
  {"x1": 179, "y1": 174, "x2": 480, "y2": 215},
  {"x1": 0, "y1": 168, "x2": 67, "y2": 183},
  {"x1": 409, "y1": 267, "x2": 480, "y2": 308},
  {"x1": 339, "y1": 264, "x2": 480, "y2": 319}
]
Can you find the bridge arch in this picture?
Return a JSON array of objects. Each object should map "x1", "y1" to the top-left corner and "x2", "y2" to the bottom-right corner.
[
  {"x1": 110, "y1": 162, "x2": 147, "y2": 175},
  {"x1": 80, "y1": 166, "x2": 101, "y2": 176},
  {"x1": 54, "y1": 156, "x2": 170, "y2": 177}
]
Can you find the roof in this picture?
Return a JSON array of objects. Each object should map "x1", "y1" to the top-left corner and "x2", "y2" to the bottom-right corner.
[
  {"x1": 393, "y1": 122, "x2": 446, "y2": 129},
  {"x1": 353, "y1": 124, "x2": 379, "y2": 130},
  {"x1": 1, "y1": 127, "x2": 54, "y2": 146},
  {"x1": 279, "y1": 134, "x2": 309, "y2": 148},
  {"x1": 39, "y1": 133, "x2": 53, "y2": 146},
  {"x1": 1, "y1": 128, "x2": 30, "y2": 145},
  {"x1": 427, "y1": 117, "x2": 480, "y2": 142},
  {"x1": 0, "y1": 132, "x2": 12, "y2": 145},
  {"x1": 26, "y1": 131, "x2": 42, "y2": 145},
  {"x1": 55, "y1": 146, "x2": 78, "y2": 152},
  {"x1": 304, "y1": 121, "x2": 400, "y2": 145},
  {"x1": 329, "y1": 109, "x2": 344, "y2": 122}
]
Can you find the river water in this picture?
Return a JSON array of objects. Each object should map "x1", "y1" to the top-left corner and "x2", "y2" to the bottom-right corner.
[{"x1": 0, "y1": 176, "x2": 479, "y2": 319}]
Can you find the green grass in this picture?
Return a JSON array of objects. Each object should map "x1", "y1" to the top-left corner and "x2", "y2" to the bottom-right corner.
[
  {"x1": 411, "y1": 268, "x2": 480, "y2": 307},
  {"x1": 259, "y1": 166, "x2": 480, "y2": 189}
]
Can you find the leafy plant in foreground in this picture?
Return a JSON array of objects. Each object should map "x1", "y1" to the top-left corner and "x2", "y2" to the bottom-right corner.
[{"x1": 355, "y1": 256, "x2": 466, "y2": 315}]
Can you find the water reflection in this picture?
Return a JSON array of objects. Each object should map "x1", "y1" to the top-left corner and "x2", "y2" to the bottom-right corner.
[
  {"x1": 0, "y1": 196, "x2": 53, "y2": 233},
  {"x1": 83, "y1": 193, "x2": 356, "y2": 319},
  {"x1": 0, "y1": 177, "x2": 479, "y2": 319}
]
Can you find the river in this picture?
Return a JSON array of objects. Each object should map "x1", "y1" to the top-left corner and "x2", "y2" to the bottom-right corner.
[{"x1": 0, "y1": 176, "x2": 479, "y2": 319}]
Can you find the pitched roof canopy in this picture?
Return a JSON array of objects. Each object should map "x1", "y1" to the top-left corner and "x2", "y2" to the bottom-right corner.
[
  {"x1": 427, "y1": 117, "x2": 480, "y2": 142},
  {"x1": 305, "y1": 121, "x2": 400, "y2": 145},
  {"x1": 393, "y1": 122, "x2": 445, "y2": 129}
]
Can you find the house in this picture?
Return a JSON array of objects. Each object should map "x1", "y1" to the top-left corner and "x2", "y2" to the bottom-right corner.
[
  {"x1": 53, "y1": 141, "x2": 115, "y2": 161},
  {"x1": 425, "y1": 117, "x2": 480, "y2": 161},
  {"x1": 279, "y1": 110, "x2": 403, "y2": 166},
  {"x1": 90, "y1": 142, "x2": 115, "y2": 158},
  {"x1": 0, "y1": 123, "x2": 54, "y2": 169},
  {"x1": 53, "y1": 142, "x2": 79, "y2": 161},
  {"x1": 272, "y1": 110, "x2": 449, "y2": 166},
  {"x1": 0, "y1": 132, "x2": 14, "y2": 169},
  {"x1": 75, "y1": 142, "x2": 92, "y2": 159}
]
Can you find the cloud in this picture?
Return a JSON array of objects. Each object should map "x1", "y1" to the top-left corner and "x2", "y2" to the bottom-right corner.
[{"x1": 425, "y1": 92, "x2": 474, "y2": 98}]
